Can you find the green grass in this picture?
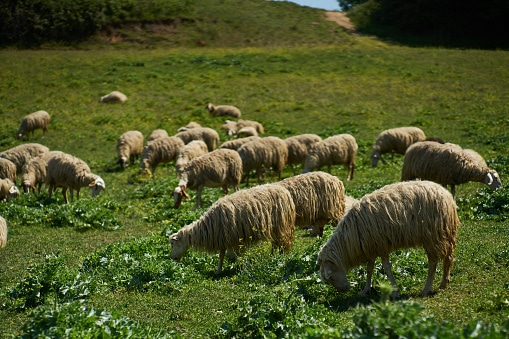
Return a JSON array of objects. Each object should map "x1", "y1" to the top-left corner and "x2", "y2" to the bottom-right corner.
[{"x1": 1, "y1": 3, "x2": 509, "y2": 337}]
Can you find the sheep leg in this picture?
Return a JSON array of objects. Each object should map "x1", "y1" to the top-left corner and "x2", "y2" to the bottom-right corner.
[
  {"x1": 256, "y1": 168, "x2": 263, "y2": 185},
  {"x1": 221, "y1": 185, "x2": 229, "y2": 195},
  {"x1": 347, "y1": 163, "x2": 355, "y2": 181},
  {"x1": 451, "y1": 185, "x2": 456, "y2": 198},
  {"x1": 361, "y1": 260, "x2": 375, "y2": 296},
  {"x1": 421, "y1": 258, "x2": 438, "y2": 297},
  {"x1": 381, "y1": 256, "x2": 400, "y2": 299},
  {"x1": 216, "y1": 249, "x2": 226, "y2": 275},
  {"x1": 440, "y1": 250, "x2": 454, "y2": 290},
  {"x1": 195, "y1": 185, "x2": 204, "y2": 209},
  {"x1": 62, "y1": 187, "x2": 69, "y2": 204}
]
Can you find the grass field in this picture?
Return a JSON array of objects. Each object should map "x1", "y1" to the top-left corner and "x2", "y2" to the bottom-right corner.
[{"x1": 0, "y1": 3, "x2": 509, "y2": 338}]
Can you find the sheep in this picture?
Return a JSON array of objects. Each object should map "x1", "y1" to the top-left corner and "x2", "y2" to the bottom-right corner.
[
  {"x1": 21, "y1": 151, "x2": 64, "y2": 194},
  {"x1": 147, "y1": 129, "x2": 169, "y2": 143},
  {"x1": 237, "y1": 136, "x2": 288, "y2": 185},
  {"x1": 0, "y1": 143, "x2": 49, "y2": 176},
  {"x1": 99, "y1": 91, "x2": 127, "y2": 103},
  {"x1": 306, "y1": 195, "x2": 359, "y2": 237},
  {"x1": 285, "y1": 134, "x2": 322, "y2": 175},
  {"x1": 317, "y1": 180, "x2": 459, "y2": 298},
  {"x1": 116, "y1": 131, "x2": 144, "y2": 169},
  {"x1": 237, "y1": 126, "x2": 258, "y2": 137},
  {"x1": 220, "y1": 119, "x2": 265, "y2": 136},
  {"x1": 177, "y1": 122, "x2": 202, "y2": 132},
  {"x1": 0, "y1": 178, "x2": 20, "y2": 201},
  {"x1": 17, "y1": 110, "x2": 51, "y2": 140},
  {"x1": 46, "y1": 153, "x2": 105, "y2": 204},
  {"x1": 218, "y1": 136, "x2": 260, "y2": 151},
  {"x1": 0, "y1": 216, "x2": 6, "y2": 248},
  {"x1": 206, "y1": 103, "x2": 241, "y2": 118},
  {"x1": 139, "y1": 136, "x2": 185, "y2": 175},
  {"x1": 174, "y1": 148, "x2": 243, "y2": 209},
  {"x1": 275, "y1": 171, "x2": 346, "y2": 237},
  {"x1": 401, "y1": 141, "x2": 502, "y2": 198},
  {"x1": 175, "y1": 140, "x2": 209, "y2": 176},
  {"x1": 169, "y1": 184, "x2": 296, "y2": 274},
  {"x1": 0, "y1": 158, "x2": 17, "y2": 182},
  {"x1": 175, "y1": 127, "x2": 220, "y2": 152},
  {"x1": 463, "y1": 148, "x2": 488, "y2": 167},
  {"x1": 302, "y1": 134, "x2": 357, "y2": 181},
  {"x1": 370, "y1": 127, "x2": 426, "y2": 167}
]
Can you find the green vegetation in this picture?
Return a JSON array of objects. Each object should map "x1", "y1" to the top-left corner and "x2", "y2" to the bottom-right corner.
[{"x1": 0, "y1": 0, "x2": 509, "y2": 337}]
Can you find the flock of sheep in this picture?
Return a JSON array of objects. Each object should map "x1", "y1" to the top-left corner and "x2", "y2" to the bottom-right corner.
[{"x1": 0, "y1": 96, "x2": 504, "y2": 297}]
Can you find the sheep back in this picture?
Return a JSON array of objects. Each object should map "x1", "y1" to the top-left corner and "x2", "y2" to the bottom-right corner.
[
  {"x1": 46, "y1": 153, "x2": 100, "y2": 192},
  {"x1": 0, "y1": 143, "x2": 50, "y2": 174},
  {"x1": 140, "y1": 136, "x2": 185, "y2": 174},
  {"x1": 285, "y1": 134, "x2": 322, "y2": 168},
  {"x1": 0, "y1": 158, "x2": 17, "y2": 182},
  {"x1": 99, "y1": 91, "x2": 127, "y2": 103},
  {"x1": 219, "y1": 136, "x2": 260, "y2": 151},
  {"x1": 175, "y1": 127, "x2": 220, "y2": 152},
  {"x1": 147, "y1": 129, "x2": 169, "y2": 143},
  {"x1": 207, "y1": 103, "x2": 241, "y2": 118},
  {"x1": 22, "y1": 151, "x2": 64, "y2": 193},
  {"x1": 175, "y1": 140, "x2": 209, "y2": 175},
  {"x1": 116, "y1": 131, "x2": 144, "y2": 169},
  {"x1": 17, "y1": 111, "x2": 51, "y2": 140}
]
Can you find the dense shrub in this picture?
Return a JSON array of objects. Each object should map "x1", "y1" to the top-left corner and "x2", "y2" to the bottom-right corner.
[{"x1": 0, "y1": 0, "x2": 195, "y2": 47}]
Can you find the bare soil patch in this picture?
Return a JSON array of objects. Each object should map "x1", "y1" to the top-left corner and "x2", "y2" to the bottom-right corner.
[{"x1": 324, "y1": 11, "x2": 356, "y2": 32}]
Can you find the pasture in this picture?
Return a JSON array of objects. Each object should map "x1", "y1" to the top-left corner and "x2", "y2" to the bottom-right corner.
[{"x1": 0, "y1": 38, "x2": 509, "y2": 336}]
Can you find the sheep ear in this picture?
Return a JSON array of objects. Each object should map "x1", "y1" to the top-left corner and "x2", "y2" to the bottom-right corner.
[
  {"x1": 9, "y1": 186, "x2": 18, "y2": 194},
  {"x1": 486, "y1": 172, "x2": 493, "y2": 185}
]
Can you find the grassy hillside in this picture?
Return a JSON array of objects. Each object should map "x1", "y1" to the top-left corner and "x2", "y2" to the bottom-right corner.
[{"x1": 1, "y1": 1, "x2": 509, "y2": 338}]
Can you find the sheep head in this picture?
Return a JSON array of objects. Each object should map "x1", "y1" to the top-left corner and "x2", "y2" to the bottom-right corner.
[
  {"x1": 90, "y1": 177, "x2": 106, "y2": 197},
  {"x1": 206, "y1": 103, "x2": 215, "y2": 113},
  {"x1": 169, "y1": 233, "x2": 188, "y2": 261},
  {"x1": 173, "y1": 184, "x2": 190, "y2": 209},
  {"x1": 6, "y1": 184, "x2": 20, "y2": 201},
  {"x1": 22, "y1": 180, "x2": 34, "y2": 194},
  {"x1": 485, "y1": 170, "x2": 502, "y2": 191},
  {"x1": 319, "y1": 260, "x2": 350, "y2": 292}
]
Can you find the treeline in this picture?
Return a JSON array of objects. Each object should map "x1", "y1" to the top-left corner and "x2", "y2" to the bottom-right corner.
[
  {"x1": 0, "y1": 0, "x2": 195, "y2": 47},
  {"x1": 343, "y1": 0, "x2": 509, "y2": 47}
]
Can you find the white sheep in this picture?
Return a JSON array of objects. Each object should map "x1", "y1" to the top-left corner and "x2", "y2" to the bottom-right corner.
[
  {"x1": 284, "y1": 134, "x2": 322, "y2": 175},
  {"x1": 147, "y1": 129, "x2": 169, "y2": 143},
  {"x1": 402, "y1": 141, "x2": 502, "y2": 198},
  {"x1": 21, "y1": 151, "x2": 64, "y2": 194},
  {"x1": 139, "y1": 136, "x2": 185, "y2": 175},
  {"x1": 175, "y1": 140, "x2": 209, "y2": 176},
  {"x1": 463, "y1": 148, "x2": 488, "y2": 168},
  {"x1": 370, "y1": 127, "x2": 426, "y2": 167},
  {"x1": 317, "y1": 180, "x2": 459, "y2": 298},
  {"x1": 46, "y1": 152, "x2": 105, "y2": 204},
  {"x1": 17, "y1": 110, "x2": 51, "y2": 140},
  {"x1": 175, "y1": 127, "x2": 220, "y2": 152},
  {"x1": 236, "y1": 126, "x2": 258, "y2": 137},
  {"x1": 0, "y1": 178, "x2": 20, "y2": 201},
  {"x1": 177, "y1": 122, "x2": 202, "y2": 132},
  {"x1": 116, "y1": 131, "x2": 144, "y2": 169},
  {"x1": 0, "y1": 143, "x2": 49, "y2": 176},
  {"x1": 275, "y1": 171, "x2": 346, "y2": 237},
  {"x1": 0, "y1": 216, "x2": 6, "y2": 248},
  {"x1": 206, "y1": 103, "x2": 241, "y2": 118},
  {"x1": 302, "y1": 134, "x2": 357, "y2": 181},
  {"x1": 218, "y1": 136, "x2": 260, "y2": 151},
  {"x1": 220, "y1": 119, "x2": 264, "y2": 136},
  {"x1": 173, "y1": 148, "x2": 243, "y2": 209},
  {"x1": 99, "y1": 91, "x2": 127, "y2": 103},
  {"x1": 0, "y1": 158, "x2": 17, "y2": 182},
  {"x1": 237, "y1": 136, "x2": 288, "y2": 185},
  {"x1": 169, "y1": 184, "x2": 296, "y2": 274}
]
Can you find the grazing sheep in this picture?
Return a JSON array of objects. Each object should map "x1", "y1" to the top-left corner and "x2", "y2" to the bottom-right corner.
[
  {"x1": 370, "y1": 127, "x2": 426, "y2": 167},
  {"x1": 139, "y1": 136, "x2": 185, "y2": 175},
  {"x1": 0, "y1": 143, "x2": 49, "y2": 176},
  {"x1": 99, "y1": 91, "x2": 127, "y2": 103},
  {"x1": 237, "y1": 126, "x2": 258, "y2": 137},
  {"x1": 0, "y1": 216, "x2": 6, "y2": 248},
  {"x1": 175, "y1": 127, "x2": 220, "y2": 152},
  {"x1": 218, "y1": 136, "x2": 260, "y2": 151},
  {"x1": 17, "y1": 110, "x2": 51, "y2": 140},
  {"x1": 237, "y1": 136, "x2": 288, "y2": 185},
  {"x1": 116, "y1": 131, "x2": 144, "y2": 169},
  {"x1": 175, "y1": 140, "x2": 209, "y2": 176},
  {"x1": 21, "y1": 151, "x2": 64, "y2": 194},
  {"x1": 463, "y1": 149, "x2": 488, "y2": 167},
  {"x1": 402, "y1": 141, "x2": 502, "y2": 198},
  {"x1": 221, "y1": 119, "x2": 265, "y2": 136},
  {"x1": 275, "y1": 172, "x2": 346, "y2": 237},
  {"x1": 0, "y1": 178, "x2": 20, "y2": 201},
  {"x1": 206, "y1": 103, "x2": 241, "y2": 118},
  {"x1": 174, "y1": 149, "x2": 243, "y2": 209},
  {"x1": 0, "y1": 158, "x2": 17, "y2": 182},
  {"x1": 317, "y1": 180, "x2": 459, "y2": 298},
  {"x1": 285, "y1": 134, "x2": 322, "y2": 175},
  {"x1": 177, "y1": 122, "x2": 202, "y2": 132},
  {"x1": 147, "y1": 129, "x2": 169, "y2": 143},
  {"x1": 302, "y1": 134, "x2": 357, "y2": 181},
  {"x1": 169, "y1": 184, "x2": 296, "y2": 274},
  {"x1": 46, "y1": 153, "x2": 105, "y2": 204}
]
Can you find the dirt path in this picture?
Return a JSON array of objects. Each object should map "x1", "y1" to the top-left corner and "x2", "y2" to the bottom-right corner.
[{"x1": 324, "y1": 11, "x2": 356, "y2": 32}]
